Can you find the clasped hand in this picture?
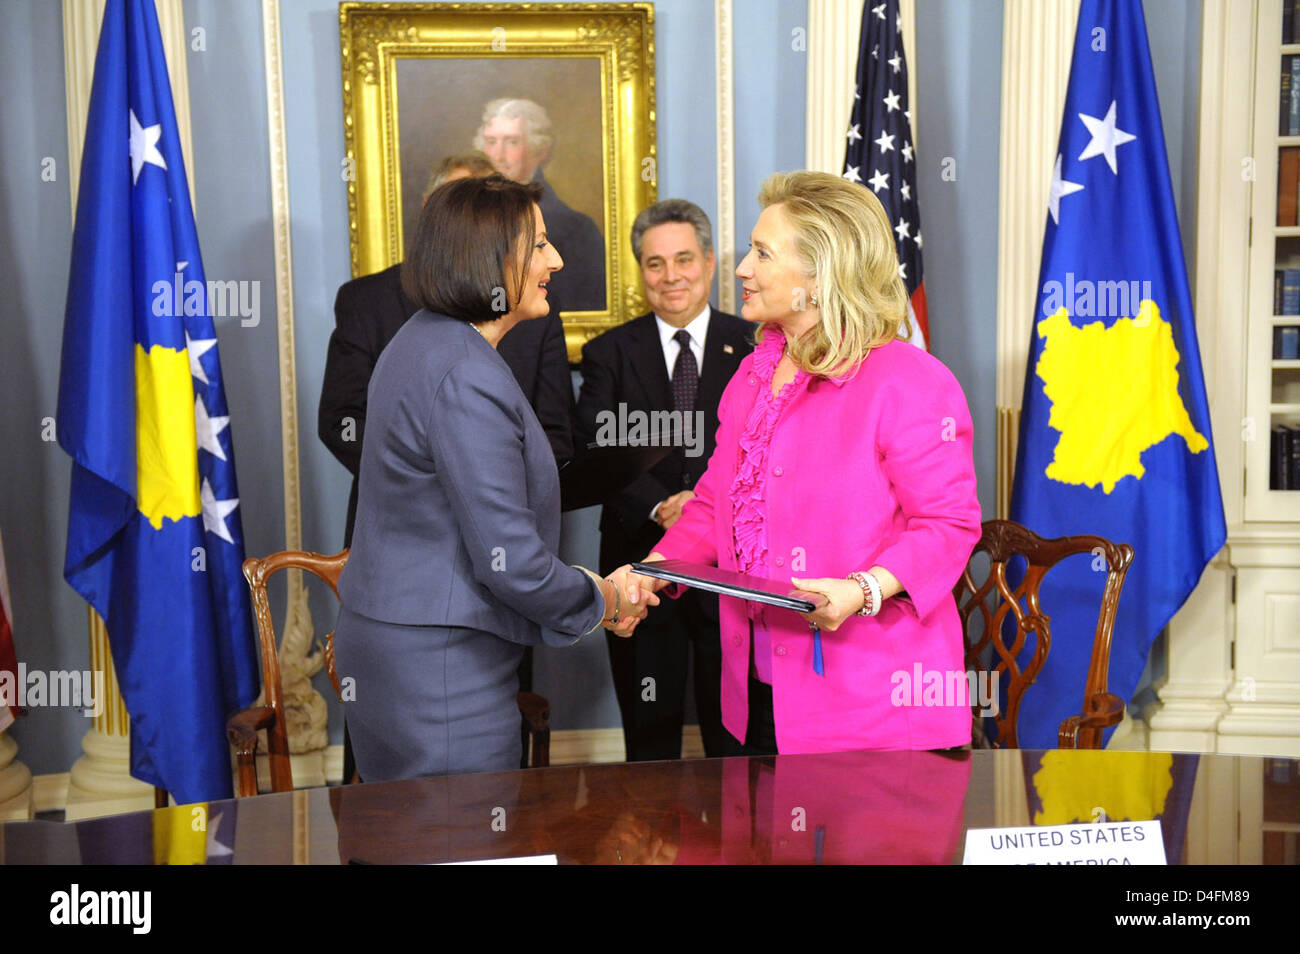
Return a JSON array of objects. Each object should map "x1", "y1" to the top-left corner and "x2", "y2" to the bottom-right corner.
[
  {"x1": 600, "y1": 562, "x2": 672, "y2": 637},
  {"x1": 600, "y1": 565, "x2": 663, "y2": 637}
]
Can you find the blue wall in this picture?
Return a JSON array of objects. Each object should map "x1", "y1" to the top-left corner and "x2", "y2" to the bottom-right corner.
[{"x1": 0, "y1": 0, "x2": 1202, "y2": 775}]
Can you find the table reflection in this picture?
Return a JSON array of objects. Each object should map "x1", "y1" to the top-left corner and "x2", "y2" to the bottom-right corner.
[{"x1": 1, "y1": 750, "x2": 1295, "y2": 865}]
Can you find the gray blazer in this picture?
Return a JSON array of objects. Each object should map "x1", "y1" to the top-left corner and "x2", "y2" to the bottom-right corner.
[{"x1": 339, "y1": 309, "x2": 603, "y2": 646}]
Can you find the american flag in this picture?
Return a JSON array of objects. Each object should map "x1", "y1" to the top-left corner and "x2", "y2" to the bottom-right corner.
[{"x1": 843, "y1": 0, "x2": 929, "y2": 349}]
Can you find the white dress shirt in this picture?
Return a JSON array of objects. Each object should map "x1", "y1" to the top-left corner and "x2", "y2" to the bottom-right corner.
[
  {"x1": 649, "y1": 306, "x2": 711, "y2": 521},
  {"x1": 655, "y1": 305, "x2": 711, "y2": 379}
]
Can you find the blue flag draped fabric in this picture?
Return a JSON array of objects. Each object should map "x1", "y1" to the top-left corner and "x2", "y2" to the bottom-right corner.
[
  {"x1": 1009, "y1": 0, "x2": 1226, "y2": 748},
  {"x1": 843, "y1": 0, "x2": 929, "y2": 348},
  {"x1": 56, "y1": 0, "x2": 258, "y2": 803}
]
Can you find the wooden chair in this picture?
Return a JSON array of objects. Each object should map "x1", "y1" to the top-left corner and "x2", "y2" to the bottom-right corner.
[
  {"x1": 227, "y1": 548, "x2": 553, "y2": 797},
  {"x1": 953, "y1": 519, "x2": 1134, "y2": 750}
]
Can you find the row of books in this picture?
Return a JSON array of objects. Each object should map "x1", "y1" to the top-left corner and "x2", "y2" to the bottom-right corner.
[
  {"x1": 1273, "y1": 269, "x2": 1300, "y2": 317},
  {"x1": 1271, "y1": 269, "x2": 1300, "y2": 316},
  {"x1": 1283, "y1": 56, "x2": 1300, "y2": 137},
  {"x1": 1278, "y1": 324, "x2": 1300, "y2": 359},
  {"x1": 1271, "y1": 426, "x2": 1300, "y2": 490},
  {"x1": 1284, "y1": 1, "x2": 1300, "y2": 47},
  {"x1": 1278, "y1": 148, "x2": 1300, "y2": 225}
]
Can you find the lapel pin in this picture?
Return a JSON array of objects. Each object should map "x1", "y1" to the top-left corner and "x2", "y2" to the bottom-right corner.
[{"x1": 723, "y1": 344, "x2": 734, "y2": 355}]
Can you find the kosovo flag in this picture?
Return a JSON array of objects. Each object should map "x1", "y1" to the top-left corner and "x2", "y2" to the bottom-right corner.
[
  {"x1": 1009, "y1": 0, "x2": 1226, "y2": 748},
  {"x1": 1022, "y1": 751, "x2": 1198, "y2": 864},
  {"x1": 56, "y1": 0, "x2": 258, "y2": 803}
]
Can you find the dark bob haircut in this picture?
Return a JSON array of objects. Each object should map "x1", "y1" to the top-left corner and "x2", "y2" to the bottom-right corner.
[{"x1": 402, "y1": 173, "x2": 543, "y2": 323}]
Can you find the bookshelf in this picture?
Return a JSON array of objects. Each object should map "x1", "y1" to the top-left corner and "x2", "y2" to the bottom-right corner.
[
  {"x1": 1252, "y1": 3, "x2": 1300, "y2": 517},
  {"x1": 1148, "y1": 1, "x2": 1299, "y2": 761}
]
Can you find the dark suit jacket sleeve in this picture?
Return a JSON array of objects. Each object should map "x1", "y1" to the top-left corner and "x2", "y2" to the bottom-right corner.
[
  {"x1": 429, "y1": 362, "x2": 605, "y2": 643},
  {"x1": 575, "y1": 333, "x2": 674, "y2": 534},
  {"x1": 534, "y1": 314, "x2": 576, "y2": 462},
  {"x1": 318, "y1": 281, "x2": 375, "y2": 478}
]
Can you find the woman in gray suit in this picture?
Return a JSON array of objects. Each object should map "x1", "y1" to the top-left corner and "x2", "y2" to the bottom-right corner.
[{"x1": 334, "y1": 175, "x2": 651, "y2": 781}]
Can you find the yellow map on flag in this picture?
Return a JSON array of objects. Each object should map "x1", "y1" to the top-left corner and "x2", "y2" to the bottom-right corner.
[{"x1": 1034, "y1": 301, "x2": 1208, "y2": 493}]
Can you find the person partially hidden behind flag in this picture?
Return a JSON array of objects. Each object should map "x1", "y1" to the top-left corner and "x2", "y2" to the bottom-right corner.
[
  {"x1": 333, "y1": 174, "x2": 652, "y2": 781},
  {"x1": 617, "y1": 171, "x2": 982, "y2": 756}
]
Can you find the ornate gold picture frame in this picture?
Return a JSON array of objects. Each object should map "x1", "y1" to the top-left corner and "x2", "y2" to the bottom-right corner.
[{"x1": 339, "y1": 2, "x2": 657, "y2": 360}]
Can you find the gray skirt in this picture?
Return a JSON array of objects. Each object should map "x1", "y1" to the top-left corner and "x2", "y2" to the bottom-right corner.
[{"x1": 333, "y1": 605, "x2": 523, "y2": 781}]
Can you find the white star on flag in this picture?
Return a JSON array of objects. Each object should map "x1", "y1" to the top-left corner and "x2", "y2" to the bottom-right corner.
[
  {"x1": 883, "y1": 90, "x2": 901, "y2": 113},
  {"x1": 898, "y1": 261, "x2": 908, "y2": 280},
  {"x1": 872, "y1": 3, "x2": 886, "y2": 20},
  {"x1": 205, "y1": 812, "x2": 234, "y2": 859},
  {"x1": 868, "y1": 169, "x2": 890, "y2": 193},
  {"x1": 894, "y1": 218, "x2": 911, "y2": 241},
  {"x1": 1048, "y1": 152, "x2": 1085, "y2": 224},
  {"x1": 200, "y1": 478, "x2": 239, "y2": 544},
  {"x1": 847, "y1": 123, "x2": 863, "y2": 142},
  {"x1": 843, "y1": 164, "x2": 863, "y2": 183},
  {"x1": 186, "y1": 330, "x2": 217, "y2": 385},
  {"x1": 888, "y1": 53, "x2": 902, "y2": 74},
  {"x1": 901, "y1": 181, "x2": 912, "y2": 200},
  {"x1": 915, "y1": 232, "x2": 923, "y2": 250},
  {"x1": 901, "y1": 142, "x2": 913, "y2": 163},
  {"x1": 195, "y1": 396, "x2": 230, "y2": 461},
  {"x1": 128, "y1": 109, "x2": 166, "y2": 185},
  {"x1": 874, "y1": 131, "x2": 895, "y2": 153},
  {"x1": 1077, "y1": 100, "x2": 1136, "y2": 175}
]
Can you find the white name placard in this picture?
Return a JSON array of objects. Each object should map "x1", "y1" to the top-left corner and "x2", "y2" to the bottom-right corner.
[{"x1": 963, "y1": 820, "x2": 1166, "y2": 865}]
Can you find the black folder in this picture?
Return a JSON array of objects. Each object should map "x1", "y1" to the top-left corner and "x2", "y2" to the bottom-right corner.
[{"x1": 630, "y1": 559, "x2": 827, "y2": 612}]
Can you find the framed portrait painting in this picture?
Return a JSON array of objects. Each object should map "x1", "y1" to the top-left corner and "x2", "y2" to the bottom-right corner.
[{"x1": 339, "y1": 2, "x2": 657, "y2": 360}]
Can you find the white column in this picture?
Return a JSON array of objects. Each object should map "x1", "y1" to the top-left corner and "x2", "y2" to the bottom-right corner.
[
  {"x1": 64, "y1": 611, "x2": 154, "y2": 820},
  {"x1": 993, "y1": 0, "x2": 1079, "y2": 517},
  {"x1": 714, "y1": 0, "x2": 736, "y2": 314},
  {"x1": 0, "y1": 731, "x2": 33, "y2": 821}
]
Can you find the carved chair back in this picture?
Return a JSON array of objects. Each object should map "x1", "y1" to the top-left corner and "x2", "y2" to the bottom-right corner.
[
  {"x1": 953, "y1": 520, "x2": 1134, "y2": 749},
  {"x1": 229, "y1": 549, "x2": 348, "y2": 797}
]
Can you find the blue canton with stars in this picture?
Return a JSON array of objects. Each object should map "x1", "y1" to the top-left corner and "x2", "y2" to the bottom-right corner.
[{"x1": 843, "y1": 0, "x2": 924, "y2": 306}]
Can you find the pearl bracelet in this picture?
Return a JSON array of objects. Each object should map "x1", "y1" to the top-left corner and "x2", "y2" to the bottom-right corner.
[{"x1": 848, "y1": 571, "x2": 883, "y2": 617}]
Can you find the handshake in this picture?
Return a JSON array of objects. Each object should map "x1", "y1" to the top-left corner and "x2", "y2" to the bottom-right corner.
[{"x1": 598, "y1": 555, "x2": 671, "y2": 637}]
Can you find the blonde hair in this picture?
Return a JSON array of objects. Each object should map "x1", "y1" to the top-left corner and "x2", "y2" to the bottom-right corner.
[{"x1": 754, "y1": 171, "x2": 910, "y2": 377}]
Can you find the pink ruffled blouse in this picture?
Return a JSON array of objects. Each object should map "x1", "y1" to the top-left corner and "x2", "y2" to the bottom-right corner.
[{"x1": 730, "y1": 333, "x2": 808, "y2": 683}]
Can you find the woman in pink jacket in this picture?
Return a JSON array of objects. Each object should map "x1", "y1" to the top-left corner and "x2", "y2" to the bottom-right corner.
[{"x1": 619, "y1": 171, "x2": 982, "y2": 756}]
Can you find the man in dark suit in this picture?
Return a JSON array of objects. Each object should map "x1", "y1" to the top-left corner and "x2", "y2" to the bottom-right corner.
[
  {"x1": 319, "y1": 155, "x2": 575, "y2": 779},
  {"x1": 576, "y1": 199, "x2": 753, "y2": 761}
]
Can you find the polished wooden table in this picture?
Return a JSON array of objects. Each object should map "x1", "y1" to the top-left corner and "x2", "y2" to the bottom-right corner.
[{"x1": 1, "y1": 749, "x2": 1295, "y2": 864}]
